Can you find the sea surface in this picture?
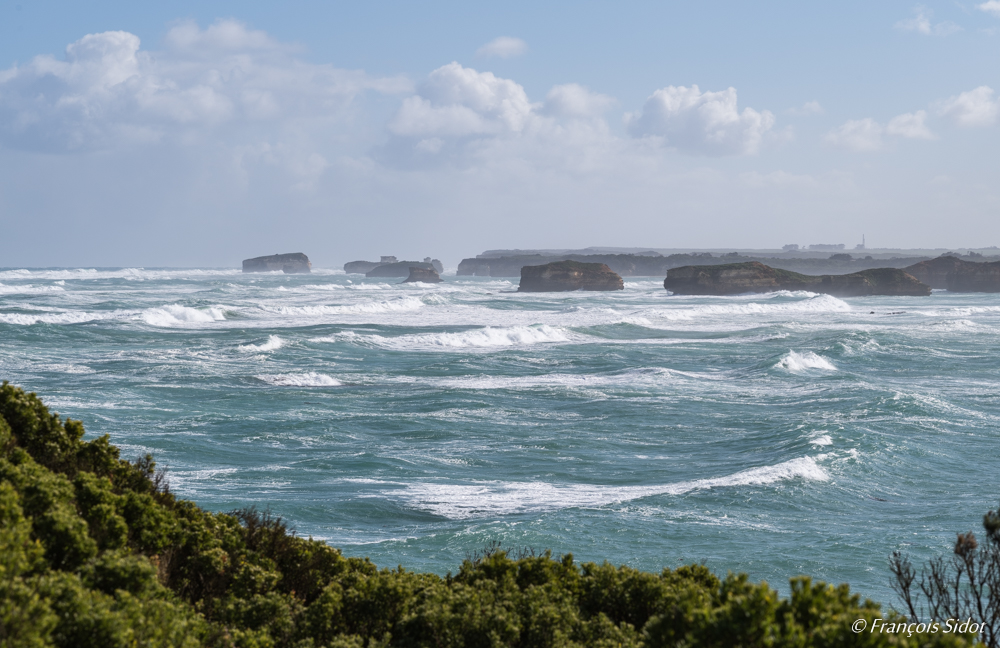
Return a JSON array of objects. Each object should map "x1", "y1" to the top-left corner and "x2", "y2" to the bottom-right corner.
[{"x1": 1, "y1": 266, "x2": 998, "y2": 603}]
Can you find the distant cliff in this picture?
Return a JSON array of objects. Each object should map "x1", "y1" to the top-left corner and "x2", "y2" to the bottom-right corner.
[
  {"x1": 947, "y1": 260, "x2": 1000, "y2": 292},
  {"x1": 664, "y1": 262, "x2": 930, "y2": 297},
  {"x1": 459, "y1": 252, "x2": 934, "y2": 278},
  {"x1": 518, "y1": 260, "x2": 624, "y2": 292},
  {"x1": 243, "y1": 253, "x2": 311, "y2": 274},
  {"x1": 902, "y1": 256, "x2": 1000, "y2": 292}
]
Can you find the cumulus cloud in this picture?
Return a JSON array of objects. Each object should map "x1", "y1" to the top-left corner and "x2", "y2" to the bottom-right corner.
[
  {"x1": 978, "y1": 1, "x2": 1000, "y2": 17},
  {"x1": 387, "y1": 62, "x2": 533, "y2": 138},
  {"x1": 542, "y1": 84, "x2": 615, "y2": 118},
  {"x1": 886, "y1": 110, "x2": 935, "y2": 139},
  {"x1": 0, "y1": 20, "x2": 409, "y2": 153},
  {"x1": 475, "y1": 36, "x2": 528, "y2": 59},
  {"x1": 824, "y1": 118, "x2": 883, "y2": 151},
  {"x1": 937, "y1": 86, "x2": 999, "y2": 127},
  {"x1": 624, "y1": 85, "x2": 775, "y2": 155},
  {"x1": 895, "y1": 6, "x2": 961, "y2": 36}
]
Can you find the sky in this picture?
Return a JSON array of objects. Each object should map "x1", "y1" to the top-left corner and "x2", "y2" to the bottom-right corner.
[{"x1": 1, "y1": 1, "x2": 999, "y2": 267}]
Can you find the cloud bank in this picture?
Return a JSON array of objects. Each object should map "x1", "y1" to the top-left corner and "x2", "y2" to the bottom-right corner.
[{"x1": 1, "y1": 20, "x2": 998, "y2": 266}]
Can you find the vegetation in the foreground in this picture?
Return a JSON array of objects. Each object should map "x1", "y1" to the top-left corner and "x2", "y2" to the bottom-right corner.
[{"x1": 0, "y1": 381, "x2": 980, "y2": 647}]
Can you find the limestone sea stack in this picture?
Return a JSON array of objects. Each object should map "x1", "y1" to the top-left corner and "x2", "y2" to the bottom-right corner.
[
  {"x1": 366, "y1": 261, "x2": 436, "y2": 278},
  {"x1": 518, "y1": 260, "x2": 624, "y2": 292},
  {"x1": 402, "y1": 267, "x2": 442, "y2": 283},
  {"x1": 664, "y1": 261, "x2": 930, "y2": 297},
  {"x1": 242, "y1": 253, "x2": 311, "y2": 274},
  {"x1": 343, "y1": 260, "x2": 382, "y2": 274},
  {"x1": 946, "y1": 260, "x2": 1000, "y2": 292}
]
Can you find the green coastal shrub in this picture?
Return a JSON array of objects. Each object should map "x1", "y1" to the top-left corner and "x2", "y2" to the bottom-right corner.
[{"x1": 0, "y1": 381, "x2": 980, "y2": 647}]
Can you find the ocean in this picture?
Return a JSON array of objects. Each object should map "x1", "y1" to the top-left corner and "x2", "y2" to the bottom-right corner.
[{"x1": 1, "y1": 266, "x2": 997, "y2": 603}]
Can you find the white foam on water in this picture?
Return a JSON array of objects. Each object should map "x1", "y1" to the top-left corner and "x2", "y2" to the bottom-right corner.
[
  {"x1": 262, "y1": 296, "x2": 425, "y2": 317},
  {"x1": 239, "y1": 335, "x2": 285, "y2": 352},
  {"x1": 258, "y1": 372, "x2": 342, "y2": 387},
  {"x1": 392, "y1": 456, "x2": 829, "y2": 519},
  {"x1": 416, "y1": 366, "x2": 715, "y2": 391},
  {"x1": 775, "y1": 351, "x2": 837, "y2": 373},
  {"x1": 809, "y1": 434, "x2": 833, "y2": 446},
  {"x1": 649, "y1": 293, "x2": 851, "y2": 322},
  {"x1": 315, "y1": 325, "x2": 574, "y2": 351},
  {"x1": 0, "y1": 268, "x2": 240, "y2": 281},
  {"x1": 0, "y1": 283, "x2": 66, "y2": 294},
  {"x1": 141, "y1": 305, "x2": 226, "y2": 327},
  {"x1": 0, "y1": 311, "x2": 112, "y2": 325}
]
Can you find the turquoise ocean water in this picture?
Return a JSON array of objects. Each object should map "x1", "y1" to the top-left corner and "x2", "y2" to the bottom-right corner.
[{"x1": 1, "y1": 266, "x2": 998, "y2": 603}]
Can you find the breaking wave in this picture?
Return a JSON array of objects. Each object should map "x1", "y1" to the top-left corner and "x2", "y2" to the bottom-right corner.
[
  {"x1": 141, "y1": 305, "x2": 227, "y2": 327},
  {"x1": 257, "y1": 372, "x2": 342, "y2": 387},
  {"x1": 392, "y1": 456, "x2": 829, "y2": 519},
  {"x1": 239, "y1": 335, "x2": 285, "y2": 352},
  {"x1": 775, "y1": 351, "x2": 837, "y2": 373},
  {"x1": 318, "y1": 325, "x2": 572, "y2": 351}
]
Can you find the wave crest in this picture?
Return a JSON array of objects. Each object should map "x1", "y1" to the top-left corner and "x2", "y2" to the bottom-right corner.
[{"x1": 393, "y1": 456, "x2": 829, "y2": 519}]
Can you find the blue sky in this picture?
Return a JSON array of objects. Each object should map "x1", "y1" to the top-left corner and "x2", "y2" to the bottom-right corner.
[{"x1": 2, "y1": 1, "x2": 999, "y2": 266}]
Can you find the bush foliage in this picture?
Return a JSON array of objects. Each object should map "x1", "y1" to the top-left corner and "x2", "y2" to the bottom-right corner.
[{"x1": 0, "y1": 382, "x2": 977, "y2": 647}]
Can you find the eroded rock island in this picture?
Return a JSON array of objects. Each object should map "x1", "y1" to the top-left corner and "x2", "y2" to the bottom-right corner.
[
  {"x1": 664, "y1": 261, "x2": 930, "y2": 297},
  {"x1": 367, "y1": 261, "x2": 437, "y2": 278},
  {"x1": 242, "y1": 253, "x2": 311, "y2": 274},
  {"x1": 402, "y1": 267, "x2": 442, "y2": 283},
  {"x1": 518, "y1": 260, "x2": 624, "y2": 292}
]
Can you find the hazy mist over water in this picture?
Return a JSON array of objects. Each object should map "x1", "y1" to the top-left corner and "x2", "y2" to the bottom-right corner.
[{"x1": 2, "y1": 266, "x2": 997, "y2": 602}]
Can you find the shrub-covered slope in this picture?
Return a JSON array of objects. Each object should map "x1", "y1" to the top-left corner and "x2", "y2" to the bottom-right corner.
[{"x1": 0, "y1": 382, "x2": 974, "y2": 647}]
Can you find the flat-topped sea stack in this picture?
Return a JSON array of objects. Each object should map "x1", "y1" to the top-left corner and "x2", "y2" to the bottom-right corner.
[
  {"x1": 518, "y1": 260, "x2": 624, "y2": 292},
  {"x1": 402, "y1": 267, "x2": 442, "y2": 283},
  {"x1": 344, "y1": 260, "x2": 382, "y2": 274},
  {"x1": 367, "y1": 261, "x2": 436, "y2": 278},
  {"x1": 664, "y1": 261, "x2": 929, "y2": 297},
  {"x1": 946, "y1": 260, "x2": 1000, "y2": 292},
  {"x1": 242, "y1": 253, "x2": 311, "y2": 274}
]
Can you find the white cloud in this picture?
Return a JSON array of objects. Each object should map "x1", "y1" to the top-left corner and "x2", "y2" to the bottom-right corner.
[
  {"x1": 0, "y1": 20, "x2": 409, "y2": 153},
  {"x1": 475, "y1": 36, "x2": 528, "y2": 59},
  {"x1": 886, "y1": 110, "x2": 935, "y2": 139},
  {"x1": 824, "y1": 118, "x2": 883, "y2": 151},
  {"x1": 164, "y1": 19, "x2": 279, "y2": 52},
  {"x1": 387, "y1": 62, "x2": 533, "y2": 138},
  {"x1": 624, "y1": 85, "x2": 775, "y2": 155},
  {"x1": 787, "y1": 100, "x2": 824, "y2": 116},
  {"x1": 938, "y1": 86, "x2": 999, "y2": 126},
  {"x1": 978, "y1": 1, "x2": 1000, "y2": 17},
  {"x1": 895, "y1": 6, "x2": 961, "y2": 35},
  {"x1": 542, "y1": 84, "x2": 615, "y2": 118}
]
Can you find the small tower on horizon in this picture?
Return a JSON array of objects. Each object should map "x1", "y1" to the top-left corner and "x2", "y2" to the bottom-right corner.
[{"x1": 856, "y1": 234, "x2": 866, "y2": 251}]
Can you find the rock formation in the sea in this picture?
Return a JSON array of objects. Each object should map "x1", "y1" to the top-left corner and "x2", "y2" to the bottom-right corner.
[
  {"x1": 366, "y1": 261, "x2": 436, "y2": 278},
  {"x1": 946, "y1": 260, "x2": 1000, "y2": 292},
  {"x1": 402, "y1": 267, "x2": 442, "y2": 283},
  {"x1": 242, "y1": 253, "x2": 311, "y2": 274},
  {"x1": 517, "y1": 260, "x2": 624, "y2": 292},
  {"x1": 902, "y1": 256, "x2": 969, "y2": 289},
  {"x1": 664, "y1": 261, "x2": 930, "y2": 297},
  {"x1": 344, "y1": 260, "x2": 382, "y2": 274},
  {"x1": 458, "y1": 251, "x2": 934, "y2": 278},
  {"x1": 346, "y1": 256, "x2": 444, "y2": 275}
]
